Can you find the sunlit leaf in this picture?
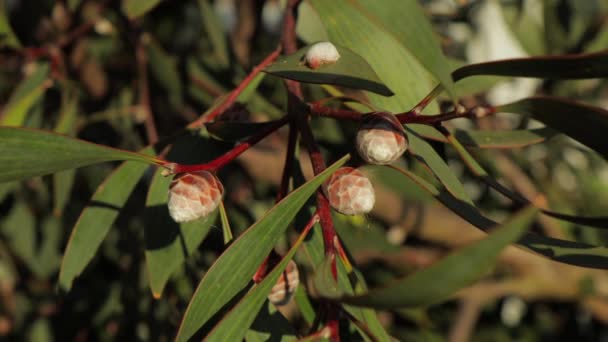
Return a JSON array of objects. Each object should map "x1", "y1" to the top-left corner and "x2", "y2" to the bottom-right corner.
[
  {"x1": 0, "y1": 127, "x2": 161, "y2": 184},
  {"x1": 1, "y1": 63, "x2": 50, "y2": 126}
]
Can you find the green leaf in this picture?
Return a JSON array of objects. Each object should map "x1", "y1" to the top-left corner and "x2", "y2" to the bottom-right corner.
[
  {"x1": 407, "y1": 129, "x2": 474, "y2": 206},
  {"x1": 121, "y1": 0, "x2": 161, "y2": 19},
  {"x1": 1, "y1": 63, "x2": 50, "y2": 126},
  {"x1": 497, "y1": 96, "x2": 608, "y2": 160},
  {"x1": 53, "y1": 90, "x2": 79, "y2": 216},
  {"x1": 265, "y1": 44, "x2": 393, "y2": 96},
  {"x1": 413, "y1": 125, "x2": 555, "y2": 149},
  {"x1": 59, "y1": 147, "x2": 154, "y2": 290},
  {"x1": 389, "y1": 165, "x2": 608, "y2": 269},
  {"x1": 175, "y1": 155, "x2": 350, "y2": 342},
  {"x1": 145, "y1": 37, "x2": 183, "y2": 109},
  {"x1": 319, "y1": 207, "x2": 538, "y2": 308},
  {"x1": 205, "y1": 216, "x2": 312, "y2": 341},
  {"x1": 0, "y1": 0, "x2": 20, "y2": 48},
  {"x1": 245, "y1": 303, "x2": 298, "y2": 341},
  {"x1": 353, "y1": 0, "x2": 456, "y2": 99},
  {"x1": 198, "y1": 0, "x2": 229, "y2": 68},
  {"x1": 144, "y1": 169, "x2": 217, "y2": 298},
  {"x1": 453, "y1": 50, "x2": 608, "y2": 81},
  {"x1": 0, "y1": 127, "x2": 161, "y2": 184},
  {"x1": 309, "y1": 0, "x2": 437, "y2": 112},
  {"x1": 445, "y1": 133, "x2": 608, "y2": 230}
]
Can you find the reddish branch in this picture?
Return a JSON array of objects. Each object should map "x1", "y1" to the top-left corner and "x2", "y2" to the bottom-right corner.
[
  {"x1": 187, "y1": 45, "x2": 282, "y2": 128},
  {"x1": 166, "y1": 116, "x2": 289, "y2": 174}
]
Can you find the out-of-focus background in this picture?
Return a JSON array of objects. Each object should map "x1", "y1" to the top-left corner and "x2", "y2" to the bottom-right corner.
[{"x1": 2, "y1": 0, "x2": 608, "y2": 340}]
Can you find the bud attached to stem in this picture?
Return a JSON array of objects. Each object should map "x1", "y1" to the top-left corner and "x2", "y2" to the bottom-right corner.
[
  {"x1": 267, "y1": 260, "x2": 299, "y2": 306},
  {"x1": 167, "y1": 171, "x2": 224, "y2": 223},
  {"x1": 356, "y1": 112, "x2": 408, "y2": 165},
  {"x1": 324, "y1": 167, "x2": 375, "y2": 216}
]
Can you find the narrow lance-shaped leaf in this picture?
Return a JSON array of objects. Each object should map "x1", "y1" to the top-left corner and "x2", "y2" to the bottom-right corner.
[
  {"x1": 59, "y1": 147, "x2": 155, "y2": 290},
  {"x1": 412, "y1": 124, "x2": 555, "y2": 149},
  {"x1": 52, "y1": 91, "x2": 79, "y2": 216},
  {"x1": 445, "y1": 133, "x2": 608, "y2": 229},
  {"x1": 453, "y1": 50, "x2": 608, "y2": 81},
  {"x1": 176, "y1": 155, "x2": 350, "y2": 342},
  {"x1": 317, "y1": 207, "x2": 538, "y2": 308},
  {"x1": 1, "y1": 63, "x2": 50, "y2": 126},
  {"x1": 497, "y1": 96, "x2": 608, "y2": 160},
  {"x1": 388, "y1": 165, "x2": 608, "y2": 269},
  {"x1": 354, "y1": 0, "x2": 456, "y2": 99},
  {"x1": 0, "y1": 127, "x2": 162, "y2": 183},
  {"x1": 204, "y1": 216, "x2": 314, "y2": 341},
  {"x1": 265, "y1": 44, "x2": 394, "y2": 96},
  {"x1": 0, "y1": 0, "x2": 20, "y2": 48}
]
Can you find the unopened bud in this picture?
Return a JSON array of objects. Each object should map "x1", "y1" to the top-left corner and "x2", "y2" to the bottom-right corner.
[
  {"x1": 167, "y1": 171, "x2": 223, "y2": 223},
  {"x1": 356, "y1": 112, "x2": 407, "y2": 165},
  {"x1": 268, "y1": 260, "x2": 299, "y2": 306},
  {"x1": 304, "y1": 42, "x2": 340, "y2": 69},
  {"x1": 324, "y1": 167, "x2": 375, "y2": 216}
]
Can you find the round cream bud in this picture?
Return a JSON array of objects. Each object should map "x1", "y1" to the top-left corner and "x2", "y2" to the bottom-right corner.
[
  {"x1": 304, "y1": 41, "x2": 341, "y2": 69},
  {"x1": 267, "y1": 260, "x2": 299, "y2": 306},
  {"x1": 167, "y1": 171, "x2": 224, "y2": 223},
  {"x1": 356, "y1": 112, "x2": 407, "y2": 165},
  {"x1": 324, "y1": 167, "x2": 375, "y2": 216}
]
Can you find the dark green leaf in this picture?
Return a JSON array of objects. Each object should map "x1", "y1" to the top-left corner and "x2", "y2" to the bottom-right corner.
[
  {"x1": 1, "y1": 63, "x2": 50, "y2": 126},
  {"x1": 453, "y1": 50, "x2": 608, "y2": 81},
  {"x1": 145, "y1": 38, "x2": 183, "y2": 109},
  {"x1": 0, "y1": 0, "x2": 20, "y2": 48},
  {"x1": 0, "y1": 127, "x2": 161, "y2": 183},
  {"x1": 265, "y1": 44, "x2": 393, "y2": 96},
  {"x1": 59, "y1": 147, "x2": 154, "y2": 290},
  {"x1": 175, "y1": 155, "x2": 350, "y2": 342},
  {"x1": 53, "y1": 90, "x2": 79, "y2": 216},
  {"x1": 498, "y1": 96, "x2": 608, "y2": 160},
  {"x1": 389, "y1": 165, "x2": 608, "y2": 269},
  {"x1": 319, "y1": 207, "x2": 537, "y2": 308}
]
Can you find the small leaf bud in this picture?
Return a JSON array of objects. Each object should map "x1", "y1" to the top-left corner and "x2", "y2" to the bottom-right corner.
[
  {"x1": 304, "y1": 42, "x2": 341, "y2": 69},
  {"x1": 167, "y1": 171, "x2": 224, "y2": 223},
  {"x1": 356, "y1": 112, "x2": 407, "y2": 165},
  {"x1": 324, "y1": 167, "x2": 375, "y2": 216},
  {"x1": 267, "y1": 260, "x2": 299, "y2": 306}
]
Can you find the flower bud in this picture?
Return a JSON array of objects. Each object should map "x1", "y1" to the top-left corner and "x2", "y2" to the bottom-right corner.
[
  {"x1": 167, "y1": 171, "x2": 224, "y2": 223},
  {"x1": 304, "y1": 41, "x2": 340, "y2": 69},
  {"x1": 324, "y1": 167, "x2": 375, "y2": 216},
  {"x1": 268, "y1": 260, "x2": 299, "y2": 306},
  {"x1": 356, "y1": 112, "x2": 407, "y2": 165}
]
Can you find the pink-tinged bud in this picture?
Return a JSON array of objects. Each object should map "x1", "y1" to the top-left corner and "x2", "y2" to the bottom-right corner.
[
  {"x1": 167, "y1": 171, "x2": 224, "y2": 223},
  {"x1": 356, "y1": 112, "x2": 408, "y2": 165},
  {"x1": 268, "y1": 260, "x2": 299, "y2": 306},
  {"x1": 324, "y1": 167, "x2": 375, "y2": 216},
  {"x1": 304, "y1": 42, "x2": 340, "y2": 69}
]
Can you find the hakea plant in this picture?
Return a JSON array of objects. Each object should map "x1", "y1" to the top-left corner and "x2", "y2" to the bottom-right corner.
[{"x1": 3, "y1": 0, "x2": 608, "y2": 341}]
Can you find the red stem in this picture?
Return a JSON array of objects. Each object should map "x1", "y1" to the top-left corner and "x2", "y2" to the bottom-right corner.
[
  {"x1": 309, "y1": 102, "x2": 362, "y2": 121},
  {"x1": 188, "y1": 46, "x2": 282, "y2": 128},
  {"x1": 169, "y1": 117, "x2": 289, "y2": 174}
]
